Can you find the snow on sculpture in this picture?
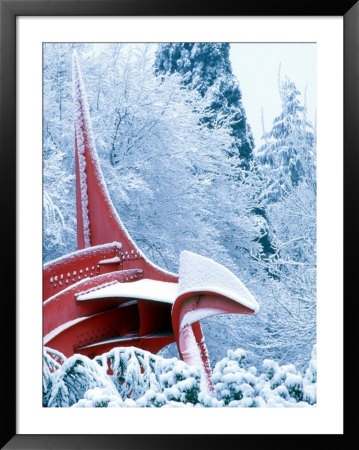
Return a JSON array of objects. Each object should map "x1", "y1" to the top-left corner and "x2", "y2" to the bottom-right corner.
[{"x1": 42, "y1": 51, "x2": 259, "y2": 392}]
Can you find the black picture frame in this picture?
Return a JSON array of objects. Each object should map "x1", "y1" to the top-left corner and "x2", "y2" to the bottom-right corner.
[{"x1": 1, "y1": 0, "x2": 356, "y2": 448}]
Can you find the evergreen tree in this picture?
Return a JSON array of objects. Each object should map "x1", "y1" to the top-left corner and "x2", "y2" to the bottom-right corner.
[
  {"x1": 155, "y1": 43, "x2": 255, "y2": 169},
  {"x1": 256, "y1": 76, "x2": 316, "y2": 203}
]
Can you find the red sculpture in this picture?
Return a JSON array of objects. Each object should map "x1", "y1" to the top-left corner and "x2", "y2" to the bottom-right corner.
[{"x1": 43, "y1": 52, "x2": 259, "y2": 391}]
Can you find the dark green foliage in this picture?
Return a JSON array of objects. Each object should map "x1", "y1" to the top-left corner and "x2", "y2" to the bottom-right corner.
[
  {"x1": 155, "y1": 43, "x2": 254, "y2": 169},
  {"x1": 285, "y1": 376, "x2": 304, "y2": 402}
]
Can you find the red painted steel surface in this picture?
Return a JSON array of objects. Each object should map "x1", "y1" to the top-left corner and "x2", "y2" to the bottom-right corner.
[
  {"x1": 45, "y1": 302, "x2": 140, "y2": 358},
  {"x1": 43, "y1": 53, "x2": 257, "y2": 392},
  {"x1": 43, "y1": 270, "x2": 141, "y2": 334},
  {"x1": 43, "y1": 242, "x2": 123, "y2": 300},
  {"x1": 77, "y1": 334, "x2": 175, "y2": 360}
]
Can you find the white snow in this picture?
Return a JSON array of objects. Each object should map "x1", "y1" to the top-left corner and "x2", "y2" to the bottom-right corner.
[
  {"x1": 177, "y1": 250, "x2": 259, "y2": 313},
  {"x1": 74, "y1": 279, "x2": 119, "y2": 299},
  {"x1": 44, "y1": 273, "x2": 119, "y2": 306},
  {"x1": 73, "y1": 51, "x2": 91, "y2": 247},
  {"x1": 76, "y1": 278, "x2": 178, "y2": 304},
  {"x1": 180, "y1": 307, "x2": 221, "y2": 330},
  {"x1": 43, "y1": 241, "x2": 123, "y2": 269},
  {"x1": 98, "y1": 256, "x2": 121, "y2": 264}
]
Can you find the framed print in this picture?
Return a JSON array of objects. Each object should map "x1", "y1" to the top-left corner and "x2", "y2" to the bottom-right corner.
[{"x1": 1, "y1": 0, "x2": 357, "y2": 448}]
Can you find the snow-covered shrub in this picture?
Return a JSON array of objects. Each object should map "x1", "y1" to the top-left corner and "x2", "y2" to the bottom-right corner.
[
  {"x1": 263, "y1": 360, "x2": 297, "y2": 390},
  {"x1": 304, "y1": 345, "x2": 317, "y2": 384},
  {"x1": 302, "y1": 345, "x2": 317, "y2": 405},
  {"x1": 285, "y1": 374, "x2": 304, "y2": 402},
  {"x1": 212, "y1": 346, "x2": 317, "y2": 407},
  {"x1": 95, "y1": 347, "x2": 201, "y2": 406},
  {"x1": 43, "y1": 353, "x2": 119, "y2": 407},
  {"x1": 213, "y1": 348, "x2": 259, "y2": 407},
  {"x1": 43, "y1": 347, "x2": 66, "y2": 401},
  {"x1": 43, "y1": 345, "x2": 317, "y2": 408},
  {"x1": 72, "y1": 387, "x2": 123, "y2": 408}
]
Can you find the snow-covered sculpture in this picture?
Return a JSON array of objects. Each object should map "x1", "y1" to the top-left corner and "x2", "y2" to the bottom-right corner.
[{"x1": 43, "y1": 52, "x2": 259, "y2": 392}]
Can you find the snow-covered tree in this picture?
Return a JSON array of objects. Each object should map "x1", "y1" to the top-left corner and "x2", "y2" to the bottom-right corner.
[
  {"x1": 256, "y1": 75, "x2": 316, "y2": 203},
  {"x1": 250, "y1": 181, "x2": 317, "y2": 369},
  {"x1": 155, "y1": 43, "x2": 272, "y2": 260},
  {"x1": 43, "y1": 43, "x2": 81, "y2": 261},
  {"x1": 245, "y1": 76, "x2": 317, "y2": 370},
  {"x1": 43, "y1": 348, "x2": 118, "y2": 407},
  {"x1": 155, "y1": 43, "x2": 255, "y2": 169}
]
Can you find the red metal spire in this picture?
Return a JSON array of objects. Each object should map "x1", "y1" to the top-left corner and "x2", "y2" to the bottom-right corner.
[
  {"x1": 72, "y1": 51, "x2": 177, "y2": 282},
  {"x1": 73, "y1": 51, "x2": 141, "y2": 254}
]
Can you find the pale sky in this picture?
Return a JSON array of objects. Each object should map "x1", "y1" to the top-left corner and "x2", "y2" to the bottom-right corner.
[{"x1": 230, "y1": 43, "x2": 316, "y2": 150}]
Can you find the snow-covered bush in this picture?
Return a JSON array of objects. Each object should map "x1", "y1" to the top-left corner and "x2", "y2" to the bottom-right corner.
[
  {"x1": 95, "y1": 347, "x2": 201, "y2": 406},
  {"x1": 211, "y1": 345, "x2": 317, "y2": 407},
  {"x1": 43, "y1": 351, "x2": 120, "y2": 407},
  {"x1": 43, "y1": 345, "x2": 316, "y2": 408},
  {"x1": 302, "y1": 345, "x2": 317, "y2": 405},
  {"x1": 72, "y1": 387, "x2": 124, "y2": 408},
  {"x1": 43, "y1": 347, "x2": 66, "y2": 400}
]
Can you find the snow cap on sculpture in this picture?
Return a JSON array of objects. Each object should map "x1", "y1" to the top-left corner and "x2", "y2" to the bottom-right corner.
[{"x1": 178, "y1": 250, "x2": 259, "y2": 314}]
